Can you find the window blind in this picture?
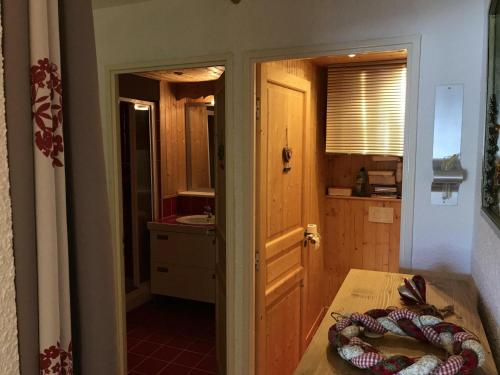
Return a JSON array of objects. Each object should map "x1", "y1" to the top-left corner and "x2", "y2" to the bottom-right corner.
[{"x1": 326, "y1": 63, "x2": 407, "y2": 156}]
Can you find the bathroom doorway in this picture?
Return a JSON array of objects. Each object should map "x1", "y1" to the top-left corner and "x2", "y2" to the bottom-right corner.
[
  {"x1": 253, "y1": 49, "x2": 414, "y2": 374},
  {"x1": 116, "y1": 66, "x2": 226, "y2": 374}
]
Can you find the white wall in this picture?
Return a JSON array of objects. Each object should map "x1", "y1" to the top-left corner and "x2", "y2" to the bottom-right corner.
[
  {"x1": 0, "y1": 6, "x2": 20, "y2": 374},
  {"x1": 94, "y1": 0, "x2": 489, "y2": 273},
  {"x1": 472, "y1": 2, "x2": 500, "y2": 356}
]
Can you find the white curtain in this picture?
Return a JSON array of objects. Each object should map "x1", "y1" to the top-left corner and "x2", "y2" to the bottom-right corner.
[{"x1": 29, "y1": 1, "x2": 72, "y2": 373}]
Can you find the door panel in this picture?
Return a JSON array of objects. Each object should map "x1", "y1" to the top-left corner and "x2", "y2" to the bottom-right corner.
[
  {"x1": 215, "y1": 72, "x2": 226, "y2": 375},
  {"x1": 266, "y1": 285, "x2": 301, "y2": 375},
  {"x1": 256, "y1": 64, "x2": 311, "y2": 375}
]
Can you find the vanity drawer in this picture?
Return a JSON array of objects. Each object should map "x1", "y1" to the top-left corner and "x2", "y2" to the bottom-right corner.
[
  {"x1": 150, "y1": 231, "x2": 215, "y2": 269},
  {"x1": 151, "y1": 263, "x2": 215, "y2": 303}
]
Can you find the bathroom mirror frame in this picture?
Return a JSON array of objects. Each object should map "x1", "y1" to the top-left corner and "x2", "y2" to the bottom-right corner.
[
  {"x1": 184, "y1": 101, "x2": 216, "y2": 194},
  {"x1": 482, "y1": 0, "x2": 500, "y2": 230}
]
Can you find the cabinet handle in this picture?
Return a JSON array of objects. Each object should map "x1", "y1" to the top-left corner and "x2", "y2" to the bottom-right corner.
[
  {"x1": 157, "y1": 266, "x2": 169, "y2": 273},
  {"x1": 157, "y1": 234, "x2": 169, "y2": 241},
  {"x1": 212, "y1": 274, "x2": 216, "y2": 280}
]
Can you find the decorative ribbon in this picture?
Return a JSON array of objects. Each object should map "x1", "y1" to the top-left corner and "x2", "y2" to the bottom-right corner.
[{"x1": 328, "y1": 275, "x2": 485, "y2": 375}]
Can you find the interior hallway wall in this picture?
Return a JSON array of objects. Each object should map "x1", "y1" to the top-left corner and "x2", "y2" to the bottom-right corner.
[
  {"x1": 472, "y1": 1, "x2": 500, "y2": 363},
  {"x1": 94, "y1": 0, "x2": 489, "y2": 275},
  {"x1": 93, "y1": 0, "x2": 493, "y2": 370}
]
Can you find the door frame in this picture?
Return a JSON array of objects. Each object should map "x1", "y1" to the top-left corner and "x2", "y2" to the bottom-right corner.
[
  {"x1": 103, "y1": 54, "x2": 233, "y2": 374},
  {"x1": 244, "y1": 35, "x2": 421, "y2": 372}
]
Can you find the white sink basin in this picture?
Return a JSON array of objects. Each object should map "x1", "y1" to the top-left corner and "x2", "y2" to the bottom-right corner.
[{"x1": 176, "y1": 215, "x2": 215, "y2": 225}]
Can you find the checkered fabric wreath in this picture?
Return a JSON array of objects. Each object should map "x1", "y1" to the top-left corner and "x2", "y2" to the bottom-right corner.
[{"x1": 328, "y1": 275, "x2": 485, "y2": 375}]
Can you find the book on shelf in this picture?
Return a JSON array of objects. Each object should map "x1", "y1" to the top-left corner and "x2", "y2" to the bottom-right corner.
[
  {"x1": 368, "y1": 175, "x2": 396, "y2": 185},
  {"x1": 327, "y1": 187, "x2": 352, "y2": 197},
  {"x1": 367, "y1": 170, "x2": 394, "y2": 176},
  {"x1": 371, "y1": 193, "x2": 398, "y2": 199},
  {"x1": 372, "y1": 185, "x2": 397, "y2": 193}
]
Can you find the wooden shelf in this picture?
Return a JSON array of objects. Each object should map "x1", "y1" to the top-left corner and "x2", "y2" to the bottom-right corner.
[{"x1": 325, "y1": 195, "x2": 401, "y2": 203}]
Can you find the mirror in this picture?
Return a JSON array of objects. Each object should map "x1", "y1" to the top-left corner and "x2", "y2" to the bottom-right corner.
[
  {"x1": 483, "y1": 1, "x2": 500, "y2": 228},
  {"x1": 185, "y1": 102, "x2": 216, "y2": 192},
  {"x1": 433, "y1": 85, "x2": 463, "y2": 160}
]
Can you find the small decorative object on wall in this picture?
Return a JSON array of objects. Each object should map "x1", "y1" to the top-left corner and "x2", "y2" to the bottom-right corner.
[
  {"x1": 282, "y1": 128, "x2": 293, "y2": 173},
  {"x1": 282, "y1": 146, "x2": 292, "y2": 173},
  {"x1": 328, "y1": 275, "x2": 486, "y2": 374},
  {"x1": 483, "y1": 1, "x2": 500, "y2": 229}
]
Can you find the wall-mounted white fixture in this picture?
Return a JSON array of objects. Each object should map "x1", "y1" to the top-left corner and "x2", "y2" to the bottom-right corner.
[
  {"x1": 431, "y1": 84, "x2": 465, "y2": 206},
  {"x1": 134, "y1": 103, "x2": 149, "y2": 111}
]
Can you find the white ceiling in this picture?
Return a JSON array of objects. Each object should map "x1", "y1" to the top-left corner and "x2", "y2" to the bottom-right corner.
[{"x1": 92, "y1": 0, "x2": 152, "y2": 9}]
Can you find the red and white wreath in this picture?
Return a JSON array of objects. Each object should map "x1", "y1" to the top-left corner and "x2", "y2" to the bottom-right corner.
[{"x1": 328, "y1": 275, "x2": 485, "y2": 375}]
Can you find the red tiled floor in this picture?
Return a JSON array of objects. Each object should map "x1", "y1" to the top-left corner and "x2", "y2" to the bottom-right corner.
[
  {"x1": 127, "y1": 353, "x2": 146, "y2": 370},
  {"x1": 190, "y1": 369, "x2": 215, "y2": 375},
  {"x1": 126, "y1": 297, "x2": 216, "y2": 374},
  {"x1": 134, "y1": 358, "x2": 168, "y2": 374},
  {"x1": 172, "y1": 351, "x2": 204, "y2": 367},
  {"x1": 151, "y1": 346, "x2": 182, "y2": 362},
  {"x1": 196, "y1": 356, "x2": 217, "y2": 373},
  {"x1": 167, "y1": 336, "x2": 194, "y2": 350},
  {"x1": 130, "y1": 341, "x2": 162, "y2": 356},
  {"x1": 187, "y1": 339, "x2": 215, "y2": 354},
  {"x1": 158, "y1": 363, "x2": 191, "y2": 375}
]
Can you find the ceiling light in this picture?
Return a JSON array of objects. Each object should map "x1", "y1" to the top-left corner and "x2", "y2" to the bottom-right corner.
[
  {"x1": 134, "y1": 104, "x2": 149, "y2": 111},
  {"x1": 348, "y1": 54, "x2": 356, "y2": 58}
]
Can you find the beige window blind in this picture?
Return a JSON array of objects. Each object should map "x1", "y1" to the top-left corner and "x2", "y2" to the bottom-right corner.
[{"x1": 326, "y1": 63, "x2": 407, "y2": 156}]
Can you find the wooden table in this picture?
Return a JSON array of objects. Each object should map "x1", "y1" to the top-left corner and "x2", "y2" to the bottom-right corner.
[{"x1": 294, "y1": 269, "x2": 498, "y2": 374}]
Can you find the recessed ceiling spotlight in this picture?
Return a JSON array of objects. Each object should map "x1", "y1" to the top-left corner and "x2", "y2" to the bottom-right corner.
[{"x1": 348, "y1": 54, "x2": 356, "y2": 58}]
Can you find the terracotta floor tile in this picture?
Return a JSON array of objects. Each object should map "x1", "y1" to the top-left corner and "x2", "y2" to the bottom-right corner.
[
  {"x1": 151, "y1": 345, "x2": 183, "y2": 362},
  {"x1": 158, "y1": 363, "x2": 191, "y2": 375},
  {"x1": 196, "y1": 355, "x2": 217, "y2": 372},
  {"x1": 129, "y1": 340, "x2": 161, "y2": 356},
  {"x1": 172, "y1": 351, "x2": 204, "y2": 367},
  {"x1": 127, "y1": 353, "x2": 146, "y2": 370},
  {"x1": 134, "y1": 358, "x2": 168, "y2": 374},
  {"x1": 168, "y1": 336, "x2": 194, "y2": 349},
  {"x1": 127, "y1": 298, "x2": 216, "y2": 373},
  {"x1": 189, "y1": 369, "x2": 215, "y2": 375},
  {"x1": 187, "y1": 339, "x2": 215, "y2": 354}
]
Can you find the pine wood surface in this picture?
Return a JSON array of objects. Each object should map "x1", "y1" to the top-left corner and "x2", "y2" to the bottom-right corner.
[
  {"x1": 256, "y1": 59, "x2": 329, "y2": 375},
  {"x1": 159, "y1": 81, "x2": 213, "y2": 197},
  {"x1": 294, "y1": 269, "x2": 499, "y2": 375},
  {"x1": 324, "y1": 198, "x2": 401, "y2": 305}
]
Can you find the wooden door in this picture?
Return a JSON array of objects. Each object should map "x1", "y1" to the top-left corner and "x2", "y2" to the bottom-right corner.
[
  {"x1": 214, "y1": 73, "x2": 226, "y2": 375},
  {"x1": 256, "y1": 64, "x2": 311, "y2": 375}
]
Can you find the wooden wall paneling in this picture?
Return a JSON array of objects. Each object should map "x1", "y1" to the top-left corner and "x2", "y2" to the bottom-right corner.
[
  {"x1": 175, "y1": 81, "x2": 216, "y2": 100},
  {"x1": 160, "y1": 81, "x2": 177, "y2": 198},
  {"x1": 326, "y1": 154, "x2": 400, "y2": 189},
  {"x1": 323, "y1": 197, "x2": 401, "y2": 303},
  {"x1": 160, "y1": 81, "x2": 214, "y2": 198},
  {"x1": 185, "y1": 105, "x2": 210, "y2": 189},
  {"x1": 350, "y1": 200, "x2": 365, "y2": 271}
]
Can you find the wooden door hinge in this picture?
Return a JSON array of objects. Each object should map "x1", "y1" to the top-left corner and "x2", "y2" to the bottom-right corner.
[{"x1": 255, "y1": 251, "x2": 261, "y2": 272}]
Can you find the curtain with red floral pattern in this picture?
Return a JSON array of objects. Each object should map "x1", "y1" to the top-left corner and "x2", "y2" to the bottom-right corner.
[{"x1": 29, "y1": 1, "x2": 72, "y2": 374}]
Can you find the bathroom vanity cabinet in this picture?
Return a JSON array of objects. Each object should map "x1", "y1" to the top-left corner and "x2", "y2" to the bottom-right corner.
[
  {"x1": 324, "y1": 195, "x2": 401, "y2": 303},
  {"x1": 149, "y1": 224, "x2": 216, "y2": 303}
]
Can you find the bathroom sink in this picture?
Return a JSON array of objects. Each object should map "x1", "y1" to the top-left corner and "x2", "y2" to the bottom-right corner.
[{"x1": 176, "y1": 215, "x2": 215, "y2": 225}]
